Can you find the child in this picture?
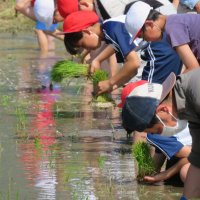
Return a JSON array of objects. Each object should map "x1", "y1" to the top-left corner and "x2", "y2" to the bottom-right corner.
[
  {"x1": 121, "y1": 68, "x2": 200, "y2": 199},
  {"x1": 145, "y1": 130, "x2": 191, "y2": 185},
  {"x1": 118, "y1": 80, "x2": 192, "y2": 185},
  {"x1": 125, "y1": 1, "x2": 200, "y2": 73},
  {"x1": 15, "y1": 0, "x2": 64, "y2": 53},
  {"x1": 62, "y1": 9, "x2": 182, "y2": 95}
]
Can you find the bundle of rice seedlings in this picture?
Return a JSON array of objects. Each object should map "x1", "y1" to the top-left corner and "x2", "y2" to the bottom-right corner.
[
  {"x1": 92, "y1": 70, "x2": 113, "y2": 103},
  {"x1": 51, "y1": 60, "x2": 88, "y2": 82},
  {"x1": 51, "y1": 60, "x2": 113, "y2": 105},
  {"x1": 132, "y1": 141, "x2": 156, "y2": 180}
]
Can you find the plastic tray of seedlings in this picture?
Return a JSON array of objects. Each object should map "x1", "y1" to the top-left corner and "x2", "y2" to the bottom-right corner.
[
  {"x1": 51, "y1": 60, "x2": 114, "y2": 108},
  {"x1": 132, "y1": 141, "x2": 156, "y2": 181}
]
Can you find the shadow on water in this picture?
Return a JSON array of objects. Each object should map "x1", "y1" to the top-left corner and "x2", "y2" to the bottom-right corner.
[{"x1": 0, "y1": 33, "x2": 183, "y2": 200}]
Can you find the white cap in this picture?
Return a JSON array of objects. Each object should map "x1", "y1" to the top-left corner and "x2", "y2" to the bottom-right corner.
[
  {"x1": 33, "y1": 0, "x2": 55, "y2": 28},
  {"x1": 125, "y1": 1, "x2": 152, "y2": 41}
]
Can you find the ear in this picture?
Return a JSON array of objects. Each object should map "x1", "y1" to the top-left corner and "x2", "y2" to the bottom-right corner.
[
  {"x1": 82, "y1": 29, "x2": 92, "y2": 35},
  {"x1": 144, "y1": 20, "x2": 154, "y2": 29},
  {"x1": 156, "y1": 104, "x2": 169, "y2": 114}
]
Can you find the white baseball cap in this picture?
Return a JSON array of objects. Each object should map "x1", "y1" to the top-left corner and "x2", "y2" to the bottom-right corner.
[
  {"x1": 34, "y1": 0, "x2": 55, "y2": 28},
  {"x1": 125, "y1": 1, "x2": 153, "y2": 42}
]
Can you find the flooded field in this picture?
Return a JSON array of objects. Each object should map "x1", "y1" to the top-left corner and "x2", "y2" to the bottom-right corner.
[{"x1": 0, "y1": 33, "x2": 183, "y2": 200}]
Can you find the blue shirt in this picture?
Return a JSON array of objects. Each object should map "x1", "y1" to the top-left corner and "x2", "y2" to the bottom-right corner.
[
  {"x1": 102, "y1": 15, "x2": 182, "y2": 84},
  {"x1": 141, "y1": 32, "x2": 182, "y2": 83},
  {"x1": 102, "y1": 15, "x2": 137, "y2": 63}
]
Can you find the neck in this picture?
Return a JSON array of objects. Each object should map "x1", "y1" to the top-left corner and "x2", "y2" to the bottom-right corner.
[
  {"x1": 92, "y1": 23, "x2": 104, "y2": 38},
  {"x1": 157, "y1": 15, "x2": 167, "y2": 32}
]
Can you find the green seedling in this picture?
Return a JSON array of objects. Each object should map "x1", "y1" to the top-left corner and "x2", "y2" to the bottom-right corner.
[
  {"x1": 15, "y1": 106, "x2": 27, "y2": 134},
  {"x1": 97, "y1": 155, "x2": 106, "y2": 169},
  {"x1": 51, "y1": 60, "x2": 88, "y2": 82},
  {"x1": 51, "y1": 60, "x2": 113, "y2": 103},
  {"x1": 132, "y1": 141, "x2": 156, "y2": 180},
  {"x1": 0, "y1": 95, "x2": 11, "y2": 107},
  {"x1": 92, "y1": 70, "x2": 113, "y2": 103}
]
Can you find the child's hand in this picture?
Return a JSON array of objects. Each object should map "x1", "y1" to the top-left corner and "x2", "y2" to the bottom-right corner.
[
  {"x1": 88, "y1": 59, "x2": 101, "y2": 75},
  {"x1": 95, "y1": 80, "x2": 112, "y2": 95}
]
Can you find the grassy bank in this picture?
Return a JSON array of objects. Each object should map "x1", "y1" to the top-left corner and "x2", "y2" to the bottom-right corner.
[{"x1": 0, "y1": 0, "x2": 34, "y2": 33}]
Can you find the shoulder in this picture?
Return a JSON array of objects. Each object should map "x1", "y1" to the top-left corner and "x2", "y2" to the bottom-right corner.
[{"x1": 102, "y1": 15, "x2": 126, "y2": 34}]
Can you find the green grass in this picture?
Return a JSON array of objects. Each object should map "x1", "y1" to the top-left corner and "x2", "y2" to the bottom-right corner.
[
  {"x1": 132, "y1": 141, "x2": 156, "y2": 179},
  {"x1": 0, "y1": 1, "x2": 34, "y2": 33}
]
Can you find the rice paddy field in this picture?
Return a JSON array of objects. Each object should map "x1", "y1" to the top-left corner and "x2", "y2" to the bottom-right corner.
[
  {"x1": 0, "y1": 30, "x2": 184, "y2": 200},
  {"x1": 0, "y1": 1, "x2": 187, "y2": 199}
]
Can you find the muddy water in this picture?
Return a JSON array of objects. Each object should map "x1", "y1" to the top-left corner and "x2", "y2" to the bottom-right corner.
[{"x1": 0, "y1": 33, "x2": 182, "y2": 200}]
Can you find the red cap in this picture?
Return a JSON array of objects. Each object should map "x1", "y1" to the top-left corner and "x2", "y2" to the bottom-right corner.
[
  {"x1": 61, "y1": 10, "x2": 99, "y2": 34},
  {"x1": 117, "y1": 80, "x2": 148, "y2": 108},
  {"x1": 57, "y1": 0, "x2": 79, "y2": 18}
]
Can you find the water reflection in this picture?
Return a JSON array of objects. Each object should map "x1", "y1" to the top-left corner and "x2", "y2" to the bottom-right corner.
[{"x1": 0, "y1": 34, "x2": 183, "y2": 200}]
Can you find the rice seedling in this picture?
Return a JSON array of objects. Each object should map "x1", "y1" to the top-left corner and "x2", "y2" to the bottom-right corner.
[
  {"x1": 51, "y1": 60, "x2": 88, "y2": 82},
  {"x1": 132, "y1": 141, "x2": 156, "y2": 180},
  {"x1": 51, "y1": 60, "x2": 113, "y2": 104},
  {"x1": 91, "y1": 70, "x2": 113, "y2": 103},
  {"x1": 97, "y1": 155, "x2": 107, "y2": 169}
]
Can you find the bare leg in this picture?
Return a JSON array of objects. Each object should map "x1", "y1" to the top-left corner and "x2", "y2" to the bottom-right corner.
[
  {"x1": 180, "y1": 163, "x2": 190, "y2": 183},
  {"x1": 47, "y1": 35, "x2": 55, "y2": 51},
  {"x1": 152, "y1": 152, "x2": 166, "y2": 172},
  {"x1": 34, "y1": 29, "x2": 49, "y2": 55},
  {"x1": 175, "y1": 146, "x2": 191, "y2": 158},
  {"x1": 183, "y1": 164, "x2": 200, "y2": 199}
]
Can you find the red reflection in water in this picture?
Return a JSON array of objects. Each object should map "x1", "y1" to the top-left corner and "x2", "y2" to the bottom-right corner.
[{"x1": 17, "y1": 87, "x2": 60, "y2": 192}]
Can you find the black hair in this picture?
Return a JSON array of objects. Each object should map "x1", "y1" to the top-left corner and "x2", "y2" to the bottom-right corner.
[
  {"x1": 64, "y1": 31, "x2": 83, "y2": 55},
  {"x1": 146, "y1": 9, "x2": 161, "y2": 21},
  {"x1": 124, "y1": 0, "x2": 163, "y2": 14},
  {"x1": 146, "y1": 115, "x2": 160, "y2": 129}
]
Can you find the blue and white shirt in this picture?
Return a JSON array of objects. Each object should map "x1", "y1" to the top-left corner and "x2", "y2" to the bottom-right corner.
[
  {"x1": 102, "y1": 15, "x2": 183, "y2": 84},
  {"x1": 141, "y1": 32, "x2": 183, "y2": 83},
  {"x1": 102, "y1": 15, "x2": 137, "y2": 63}
]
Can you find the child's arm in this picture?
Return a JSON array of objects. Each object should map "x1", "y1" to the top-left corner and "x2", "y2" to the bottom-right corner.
[
  {"x1": 89, "y1": 44, "x2": 115, "y2": 73},
  {"x1": 96, "y1": 50, "x2": 140, "y2": 94},
  {"x1": 175, "y1": 44, "x2": 199, "y2": 73},
  {"x1": 144, "y1": 158, "x2": 189, "y2": 183}
]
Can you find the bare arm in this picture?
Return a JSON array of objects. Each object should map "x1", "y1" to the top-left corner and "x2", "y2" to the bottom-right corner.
[
  {"x1": 89, "y1": 44, "x2": 115, "y2": 73},
  {"x1": 144, "y1": 158, "x2": 189, "y2": 183},
  {"x1": 175, "y1": 44, "x2": 199, "y2": 73},
  {"x1": 96, "y1": 51, "x2": 140, "y2": 94}
]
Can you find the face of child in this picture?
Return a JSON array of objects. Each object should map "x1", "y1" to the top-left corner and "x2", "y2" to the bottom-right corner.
[
  {"x1": 139, "y1": 21, "x2": 163, "y2": 42},
  {"x1": 76, "y1": 30, "x2": 101, "y2": 50}
]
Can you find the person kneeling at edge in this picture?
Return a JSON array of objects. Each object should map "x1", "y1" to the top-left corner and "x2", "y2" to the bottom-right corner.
[{"x1": 121, "y1": 69, "x2": 200, "y2": 200}]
